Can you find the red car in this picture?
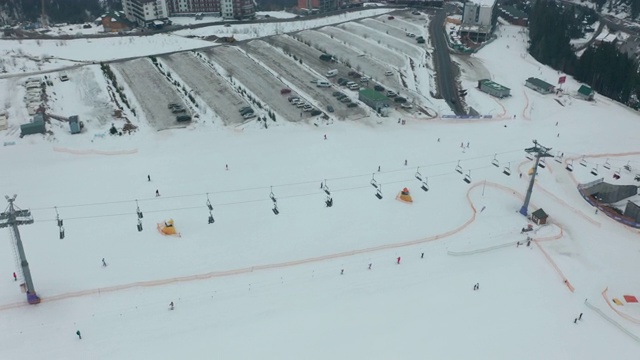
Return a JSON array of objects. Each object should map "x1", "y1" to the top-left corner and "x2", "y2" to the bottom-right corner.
[{"x1": 280, "y1": 88, "x2": 291, "y2": 95}]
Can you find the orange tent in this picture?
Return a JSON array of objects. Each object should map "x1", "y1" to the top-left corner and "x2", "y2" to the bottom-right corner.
[{"x1": 396, "y1": 187, "x2": 413, "y2": 203}]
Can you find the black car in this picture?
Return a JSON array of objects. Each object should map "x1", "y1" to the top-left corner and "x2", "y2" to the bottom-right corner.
[
  {"x1": 239, "y1": 107, "x2": 254, "y2": 116},
  {"x1": 374, "y1": 85, "x2": 385, "y2": 92},
  {"x1": 310, "y1": 109, "x2": 322, "y2": 116},
  {"x1": 327, "y1": 105, "x2": 334, "y2": 113},
  {"x1": 176, "y1": 115, "x2": 192, "y2": 122},
  {"x1": 347, "y1": 103, "x2": 358, "y2": 108},
  {"x1": 332, "y1": 91, "x2": 342, "y2": 97},
  {"x1": 394, "y1": 97, "x2": 407, "y2": 103}
]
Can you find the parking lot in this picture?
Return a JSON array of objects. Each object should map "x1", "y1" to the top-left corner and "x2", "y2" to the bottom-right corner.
[
  {"x1": 341, "y1": 22, "x2": 423, "y2": 60},
  {"x1": 114, "y1": 59, "x2": 188, "y2": 130},
  {"x1": 161, "y1": 53, "x2": 249, "y2": 126},
  {"x1": 359, "y1": 19, "x2": 425, "y2": 58},
  {"x1": 242, "y1": 39, "x2": 366, "y2": 119},
  {"x1": 295, "y1": 30, "x2": 402, "y2": 92},
  {"x1": 319, "y1": 26, "x2": 404, "y2": 68},
  {"x1": 206, "y1": 46, "x2": 309, "y2": 122}
]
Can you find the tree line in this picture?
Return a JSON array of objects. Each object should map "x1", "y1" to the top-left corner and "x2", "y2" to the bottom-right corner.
[
  {"x1": 0, "y1": 0, "x2": 121, "y2": 24},
  {"x1": 529, "y1": 0, "x2": 639, "y2": 105}
]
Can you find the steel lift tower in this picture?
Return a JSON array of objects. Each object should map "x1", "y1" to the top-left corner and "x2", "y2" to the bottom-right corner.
[
  {"x1": 520, "y1": 140, "x2": 553, "y2": 216},
  {"x1": 0, "y1": 195, "x2": 40, "y2": 304}
]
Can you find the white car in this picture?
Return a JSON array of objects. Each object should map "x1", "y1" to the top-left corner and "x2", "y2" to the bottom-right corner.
[
  {"x1": 385, "y1": 70, "x2": 394, "y2": 76},
  {"x1": 401, "y1": 103, "x2": 413, "y2": 109},
  {"x1": 348, "y1": 83, "x2": 360, "y2": 90},
  {"x1": 386, "y1": 90, "x2": 397, "y2": 97}
]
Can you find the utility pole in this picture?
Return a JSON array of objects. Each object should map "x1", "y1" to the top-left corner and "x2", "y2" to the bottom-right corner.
[
  {"x1": 520, "y1": 140, "x2": 553, "y2": 216},
  {"x1": 41, "y1": 0, "x2": 47, "y2": 28},
  {"x1": 0, "y1": 195, "x2": 40, "y2": 304}
]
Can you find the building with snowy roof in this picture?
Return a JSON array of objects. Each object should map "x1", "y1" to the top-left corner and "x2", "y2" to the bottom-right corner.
[{"x1": 462, "y1": 0, "x2": 496, "y2": 27}]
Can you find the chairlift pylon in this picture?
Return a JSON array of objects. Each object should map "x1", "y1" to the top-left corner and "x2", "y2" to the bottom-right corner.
[
  {"x1": 375, "y1": 184, "x2": 383, "y2": 199},
  {"x1": 580, "y1": 157, "x2": 587, "y2": 167},
  {"x1": 591, "y1": 164, "x2": 599, "y2": 176},
  {"x1": 503, "y1": 162, "x2": 511, "y2": 176},
  {"x1": 463, "y1": 170, "x2": 472, "y2": 184},
  {"x1": 421, "y1": 177, "x2": 429, "y2": 192},
  {"x1": 491, "y1": 154, "x2": 499, "y2": 167},
  {"x1": 415, "y1": 167, "x2": 423, "y2": 181},
  {"x1": 603, "y1": 158, "x2": 611, "y2": 170},
  {"x1": 565, "y1": 160, "x2": 574, "y2": 172},
  {"x1": 370, "y1": 173, "x2": 379, "y2": 188},
  {"x1": 455, "y1": 160, "x2": 463, "y2": 174}
]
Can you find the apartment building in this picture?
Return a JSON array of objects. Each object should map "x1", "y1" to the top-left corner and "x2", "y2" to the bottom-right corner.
[
  {"x1": 122, "y1": 0, "x2": 170, "y2": 26},
  {"x1": 165, "y1": 0, "x2": 255, "y2": 19}
]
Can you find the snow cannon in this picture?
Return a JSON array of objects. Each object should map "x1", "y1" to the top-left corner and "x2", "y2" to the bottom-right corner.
[{"x1": 396, "y1": 187, "x2": 413, "y2": 204}]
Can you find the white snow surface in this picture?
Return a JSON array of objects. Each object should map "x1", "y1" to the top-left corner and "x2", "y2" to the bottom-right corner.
[{"x1": 0, "y1": 21, "x2": 639, "y2": 360}]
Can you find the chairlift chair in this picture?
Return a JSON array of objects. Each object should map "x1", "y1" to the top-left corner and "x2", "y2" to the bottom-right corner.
[
  {"x1": 491, "y1": 154, "x2": 499, "y2": 167},
  {"x1": 421, "y1": 177, "x2": 429, "y2": 192},
  {"x1": 208, "y1": 210, "x2": 215, "y2": 224},
  {"x1": 591, "y1": 164, "x2": 599, "y2": 176},
  {"x1": 325, "y1": 196, "x2": 333, "y2": 207},
  {"x1": 415, "y1": 167, "x2": 423, "y2": 181},
  {"x1": 635, "y1": 174, "x2": 640, "y2": 182},
  {"x1": 613, "y1": 168, "x2": 621, "y2": 180},
  {"x1": 463, "y1": 170, "x2": 471, "y2": 184},
  {"x1": 272, "y1": 203, "x2": 280, "y2": 215},
  {"x1": 59, "y1": 226, "x2": 65, "y2": 240},
  {"x1": 269, "y1": 186, "x2": 277, "y2": 203},
  {"x1": 375, "y1": 185, "x2": 383, "y2": 199},
  {"x1": 455, "y1": 160, "x2": 463, "y2": 174},
  {"x1": 137, "y1": 219, "x2": 143, "y2": 232},
  {"x1": 603, "y1": 158, "x2": 611, "y2": 170},
  {"x1": 503, "y1": 162, "x2": 511, "y2": 176},
  {"x1": 565, "y1": 160, "x2": 574, "y2": 172},
  {"x1": 580, "y1": 157, "x2": 587, "y2": 167},
  {"x1": 323, "y1": 180, "x2": 331, "y2": 196},
  {"x1": 538, "y1": 159, "x2": 546, "y2": 169},
  {"x1": 370, "y1": 173, "x2": 379, "y2": 188},
  {"x1": 554, "y1": 152, "x2": 562, "y2": 163},
  {"x1": 526, "y1": 153, "x2": 534, "y2": 161},
  {"x1": 624, "y1": 161, "x2": 632, "y2": 172}
]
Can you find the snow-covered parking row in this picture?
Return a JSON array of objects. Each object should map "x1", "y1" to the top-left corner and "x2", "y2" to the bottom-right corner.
[
  {"x1": 319, "y1": 26, "x2": 404, "y2": 69},
  {"x1": 294, "y1": 30, "x2": 402, "y2": 91},
  {"x1": 206, "y1": 46, "x2": 308, "y2": 122},
  {"x1": 381, "y1": 13, "x2": 426, "y2": 35},
  {"x1": 114, "y1": 59, "x2": 188, "y2": 130},
  {"x1": 242, "y1": 40, "x2": 366, "y2": 119},
  {"x1": 160, "y1": 53, "x2": 249, "y2": 126},
  {"x1": 360, "y1": 18, "x2": 427, "y2": 51},
  {"x1": 342, "y1": 22, "x2": 423, "y2": 60}
]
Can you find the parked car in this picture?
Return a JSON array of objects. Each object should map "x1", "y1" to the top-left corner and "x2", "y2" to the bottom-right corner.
[
  {"x1": 327, "y1": 105, "x2": 334, "y2": 113},
  {"x1": 243, "y1": 112, "x2": 257, "y2": 119},
  {"x1": 336, "y1": 93, "x2": 347, "y2": 100},
  {"x1": 387, "y1": 16, "x2": 394, "y2": 20},
  {"x1": 394, "y1": 97, "x2": 407, "y2": 103},
  {"x1": 280, "y1": 88, "x2": 291, "y2": 95},
  {"x1": 347, "y1": 103, "x2": 358, "y2": 108},
  {"x1": 374, "y1": 85, "x2": 385, "y2": 92},
  {"x1": 412, "y1": 11, "x2": 421, "y2": 15},
  {"x1": 385, "y1": 70, "x2": 394, "y2": 76},
  {"x1": 288, "y1": 96, "x2": 299, "y2": 102},
  {"x1": 401, "y1": 103, "x2": 413, "y2": 109},
  {"x1": 332, "y1": 91, "x2": 343, "y2": 97},
  {"x1": 310, "y1": 109, "x2": 322, "y2": 116},
  {"x1": 176, "y1": 115, "x2": 192, "y2": 122},
  {"x1": 348, "y1": 83, "x2": 360, "y2": 90},
  {"x1": 303, "y1": 105, "x2": 314, "y2": 112},
  {"x1": 386, "y1": 90, "x2": 397, "y2": 97},
  {"x1": 240, "y1": 108, "x2": 254, "y2": 116},
  {"x1": 337, "y1": 78, "x2": 349, "y2": 86},
  {"x1": 171, "y1": 106, "x2": 186, "y2": 114},
  {"x1": 296, "y1": 102, "x2": 306, "y2": 108},
  {"x1": 168, "y1": 102, "x2": 180, "y2": 109},
  {"x1": 340, "y1": 97, "x2": 351, "y2": 103}
]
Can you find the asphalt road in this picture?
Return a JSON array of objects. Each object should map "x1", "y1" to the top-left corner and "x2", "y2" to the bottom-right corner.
[{"x1": 429, "y1": 7, "x2": 464, "y2": 115}]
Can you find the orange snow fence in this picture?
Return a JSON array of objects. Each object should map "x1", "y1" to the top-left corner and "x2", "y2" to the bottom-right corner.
[
  {"x1": 396, "y1": 187, "x2": 413, "y2": 203},
  {"x1": 624, "y1": 295, "x2": 638, "y2": 303}
]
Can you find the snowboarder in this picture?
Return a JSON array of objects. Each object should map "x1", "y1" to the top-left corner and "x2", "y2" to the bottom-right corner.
[
  {"x1": 102, "y1": 258, "x2": 107, "y2": 267},
  {"x1": 155, "y1": 189, "x2": 160, "y2": 197},
  {"x1": 519, "y1": 173, "x2": 523, "y2": 178},
  {"x1": 225, "y1": 164, "x2": 229, "y2": 171},
  {"x1": 320, "y1": 182, "x2": 323, "y2": 189},
  {"x1": 476, "y1": 283, "x2": 480, "y2": 290},
  {"x1": 169, "y1": 301, "x2": 174, "y2": 310},
  {"x1": 377, "y1": 166, "x2": 381, "y2": 172},
  {"x1": 147, "y1": 174, "x2": 151, "y2": 182},
  {"x1": 460, "y1": 142, "x2": 464, "y2": 148},
  {"x1": 12, "y1": 272, "x2": 16, "y2": 281},
  {"x1": 574, "y1": 318, "x2": 577, "y2": 324},
  {"x1": 467, "y1": 142, "x2": 470, "y2": 148},
  {"x1": 340, "y1": 269, "x2": 344, "y2": 275},
  {"x1": 396, "y1": 256, "x2": 401, "y2": 264},
  {"x1": 579, "y1": 313, "x2": 583, "y2": 320},
  {"x1": 555, "y1": 122, "x2": 558, "y2": 126},
  {"x1": 480, "y1": 206, "x2": 486, "y2": 213},
  {"x1": 595, "y1": 209, "x2": 598, "y2": 215},
  {"x1": 421, "y1": 252, "x2": 424, "y2": 259},
  {"x1": 76, "y1": 330, "x2": 82, "y2": 339},
  {"x1": 437, "y1": 138, "x2": 440, "y2": 142},
  {"x1": 517, "y1": 242, "x2": 520, "y2": 248},
  {"x1": 368, "y1": 263, "x2": 372, "y2": 270},
  {"x1": 527, "y1": 240, "x2": 531, "y2": 247},
  {"x1": 404, "y1": 159, "x2": 408, "y2": 166}
]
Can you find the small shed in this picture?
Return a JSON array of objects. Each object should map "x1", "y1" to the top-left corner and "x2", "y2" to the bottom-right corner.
[
  {"x1": 359, "y1": 89, "x2": 390, "y2": 112},
  {"x1": 69, "y1": 115, "x2": 82, "y2": 134},
  {"x1": 0, "y1": 112, "x2": 8, "y2": 131},
  {"x1": 20, "y1": 119, "x2": 46, "y2": 137},
  {"x1": 577, "y1": 85, "x2": 594, "y2": 101},
  {"x1": 525, "y1": 77, "x2": 555, "y2": 95},
  {"x1": 531, "y1": 208, "x2": 548, "y2": 225},
  {"x1": 477, "y1": 79, "x2": 511, "y2": 98}
]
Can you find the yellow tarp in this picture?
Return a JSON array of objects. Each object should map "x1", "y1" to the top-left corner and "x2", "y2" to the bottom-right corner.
[{"x1": 613, "y1": 298, "x2": 624, "y2": 306}]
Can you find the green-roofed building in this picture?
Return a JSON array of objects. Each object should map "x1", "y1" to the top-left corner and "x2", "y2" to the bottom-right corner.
[
  {"x1": 577, "y1": 85, "x2": 594, "y2": 101},
  {"x1": 525, "y1": 77, "x2": 555, "y2": 94},
  {"x1": 477, "y1": 79, "x2": 511, "y2": 98},
  {"x1": 359, "y1": 88, "x2": 390, "y2": 112}
]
